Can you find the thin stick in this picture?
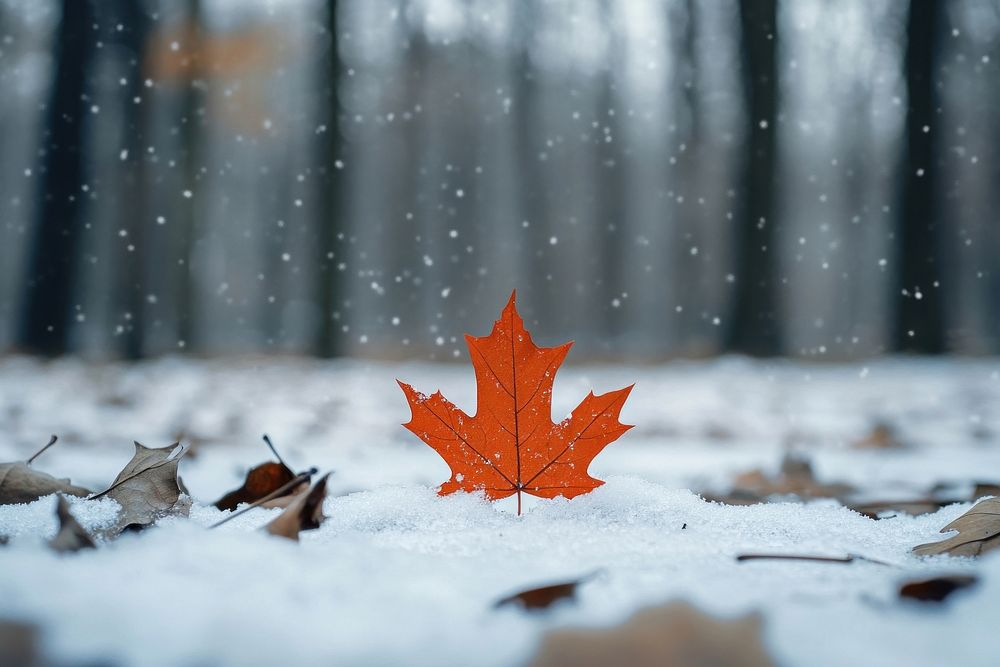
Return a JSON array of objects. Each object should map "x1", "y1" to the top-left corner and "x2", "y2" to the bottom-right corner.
[
  {"x1": 736, "y1": 553, "x2": 891, "y2": 566},
  {"x1": 26, "y1": 435, "x2": 59, "y2": 465},
  {"x1": 262, "y1": 434, "x2": 288, "y2": 468},
  {"x1": 209, "y1": 467, "x2": 317, "y2": 529}
]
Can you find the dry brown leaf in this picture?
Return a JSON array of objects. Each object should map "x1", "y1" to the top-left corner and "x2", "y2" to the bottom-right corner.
[
  {"x1": 709, "y1": 453, "x2": 853, "y2": 505},
  {"x1": 849, "y1": 498, "x2": 956, "y2": 519},
  {"x1": 259, "y1": 490, "x2": 307, "y2": 509},
  {"x1": 913, "y1": 497, "x2": 1000, "y2": 557},
  {"x1": 48, "y1": 496, "x2": 96, "y2": 553},
  {"x1": 0, "y1": 436, "x2": 90, "y2": 505},
  {"x1": 899, "y1": 575, "x2": 977, "y2": 602},
  {"x1": 972, "y1": 482, "x2": 1000, "y2": 498},
  {"x1": 494, "y1": 574, "x2": 595, "y2": 611},
  {"x1": 0, "y1": 462, "x2": 90, "y2": 505},
  {"x1": 215, "y1": 461, "x2": 300, "y2": 511},
  {"x1": 0, "y1": 619, "x2": 39, "y2": 667},
  {"x1": 525, "y1": 601, "x2": 776, "y2": 667},
  {"x1": 852, "y1": 421, "x2": 907, "y2": 450},
  {"x1": 91, "y1": 442, "x2": 190, "y2": 535},
  {"x1": 264, "y1": 473, "x2": 329, "y2": 541},
  {"x1": 214, "y1": 436, "x2": 303, "y2": 511}
]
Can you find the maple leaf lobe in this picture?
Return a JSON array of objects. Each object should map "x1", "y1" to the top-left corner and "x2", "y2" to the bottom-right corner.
[{"x1": 398, "y1": 291, "x2": 634, "y2": 507}]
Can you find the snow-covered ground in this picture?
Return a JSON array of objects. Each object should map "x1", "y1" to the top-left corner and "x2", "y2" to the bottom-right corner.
[{"x1": 1, "y1": 355, "x2": 999, "y2": 666}]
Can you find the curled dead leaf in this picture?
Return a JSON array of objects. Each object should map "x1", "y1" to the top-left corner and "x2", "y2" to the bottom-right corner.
[
  {"x1": 264, "y1": 473, "x2": 330, "y2": 541},
  {"x1": 215, "y1": 462, "x2": 298, "y2": 511},
  {"x1": 913, "y1": 497, "x2": 1000, "y2": 557},
  {"x1": 972, "y1": 482, "x2": 1000, "y2": 498},
  {"x1": 48, "y1": 496, "x2": 96, "y2": 553},
  {"x1": 494, "y1": 573, "x2": 597, "y2": 611},
  {"x1": 91, "y1": 442, "x2": 190, "y2": 535},
  {"x1": 899, "y1": 575, "x2": 977, "y2": 602},
  {"x1": 214, "y1": 436, "x2": 303, "y2": 511},
  {"x1": 525, "y1": 601, "x2": 776, "y2": 667},
  {"x1": 0, "y1": 619, "x2": 40, "y2": 667},
  {"x1": 852, "y1": 421, "x2": 907, "y2": 450},
  {"x1": 848, "y1": 498, "x2": 957, "y2": 519},
  {"x1": 259, "y1": 489, "x2": 307, "y2": 509},
  {"x1": 0, "y1": 436, "x2": 91, "y2": 505},
  {"x1": 708, "y1": 453, "x2": 853, "y2": 505},
  {"x1": 0, "y1": 463, "x2": 91, "y2": 505}
]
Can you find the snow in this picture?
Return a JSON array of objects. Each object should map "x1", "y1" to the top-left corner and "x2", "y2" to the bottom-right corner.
[{"x1": 1, "y1": 355, "x2": 999, "y2": 666}]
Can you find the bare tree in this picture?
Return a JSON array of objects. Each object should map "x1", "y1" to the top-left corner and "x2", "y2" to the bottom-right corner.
[
  {"x1": 315, "y1": 0, "x2": 346, "y2": 357},
  {"x1": 596, "y1": 0, "x2": 626, "y2": 341},
  {"x1": 115, "y1": 0, "x2": 152, "y2": 359},
  {"x1": 19, "y1": 0, "x2": 96, "y2": 355},
  {"x1": 174, "y1": 0, "x2": 204, "y2": 351},
  {"x1": 894, "y1": 0, "x2": 946, "y2": 352},
  {"x1": 725, "y1": 0, "x2": 781, "y2": 356}
]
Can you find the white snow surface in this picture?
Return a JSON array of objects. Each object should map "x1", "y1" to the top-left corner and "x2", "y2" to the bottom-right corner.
[{"x1": 1, "y1": 355, "x2": 999, "y2": 667}]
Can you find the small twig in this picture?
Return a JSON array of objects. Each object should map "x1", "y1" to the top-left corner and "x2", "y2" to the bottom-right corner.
[
  {"x1": 26, "y1": 435, "x2": 58, "y2": 465},
  {"x1": 736, "y1": 553, "x2": 892, "y2": 566},
  {"x1": 262, "y1": 434, "x2": 288, "y2": 468},
  {"x1": 209, "y1": 467, "x2": 318, "y2": 529}
]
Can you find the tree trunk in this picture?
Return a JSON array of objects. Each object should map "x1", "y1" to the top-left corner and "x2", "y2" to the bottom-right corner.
[
  {"x1": 176, "y1": 0, "x2": 204, "y2": 352},
  {"x1": 597, "y1": 0, "x2": 626, "y2": 343},
  {"x1": 316, "y1": 0, "x2": 344, "y2": 357},
  {"x1": 513, "y1": 3, "x2": 550, "y2": 329},
  {"x1": 725, "y1": 0, "x2": 781, "y2": 356},
  {"x1": 18, "y1": 0, "x2": 95, "y2": 355},
  {"x1": 893, "y1": 0, "x2": 946, "y2": 353},
  {"x1": 116, "y1": 0, "x2": 152, "y2": 359}
]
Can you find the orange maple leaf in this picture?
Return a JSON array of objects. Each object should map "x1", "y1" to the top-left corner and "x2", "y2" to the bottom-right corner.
[{"x1": 398, "y1": 292, "x2": 634, "y2": 513}]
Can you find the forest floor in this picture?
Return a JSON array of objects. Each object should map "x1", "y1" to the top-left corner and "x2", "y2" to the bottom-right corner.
[{"x1": 1, "y1": 355, "x2": 999, "y2": 666}]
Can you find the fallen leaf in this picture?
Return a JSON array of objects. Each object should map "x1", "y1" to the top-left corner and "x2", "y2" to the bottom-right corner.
[
  {"x1": 494, "y1": 573, "x2": 595, "y2": 611},
  {"x1": 48, "y1": 495, "x2": 96, "y2": 553},
  {"x1": 849, "y1": 498, "x2": 957, "y2": 519},
  {"x1": 852, "y1": 421, "x2": 907, "y2": 450},
  {"x1": 91, "y1": 442, "x2": 190, "y2": 534},
  {"x1": 399, "y1": 292, "x2": 633, "y2": 513},
  {"x1": 913, "y1": 497, "x2": 1000, "y2": 556},
  {"x1": 709, "y1": 453, "x2": 853, "y2": 505},
  {"x1": 209, "y1": 468, "x2": 317, "y2": 529},
  {"x1": 214, "y1": 435, "x2": 304, "y2": 511},
  {"x1": 972, "y1": 481, "x2": 1000, "y2": 498},
  {"x1": 215, "y1": 462, "x2": 299, "y2": 511},
  {"x1": 264, "y1": 473, "x2": 330, "y2": 541},
  {"x1": 899, "y1": 575, "x2": 977, "y2": 602},
  {"x1": 0, "y1": 619, "x2": 39, "y2": 667},
  {"x1": 0, "y1": 436, "x2": 91, "y2": 505},
  {"x1": 524, "y1": 601, "x2": 776, "y2": 667}
]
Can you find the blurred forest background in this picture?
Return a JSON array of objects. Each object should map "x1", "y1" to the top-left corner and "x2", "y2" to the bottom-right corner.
[{"x1": 0, "y1": 0, "x2": 997, "y2": 361}]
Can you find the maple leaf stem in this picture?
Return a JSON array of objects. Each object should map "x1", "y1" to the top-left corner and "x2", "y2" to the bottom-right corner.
[
  {"x1": 26, "y1": 434, "x2": 59, "y2": 465},
  {"x1": 509, "y1": 304, "x2": 522, "y2": 517},
  {"x1": 209, "y1": 467, "x2": 318, "y2": 528}
]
